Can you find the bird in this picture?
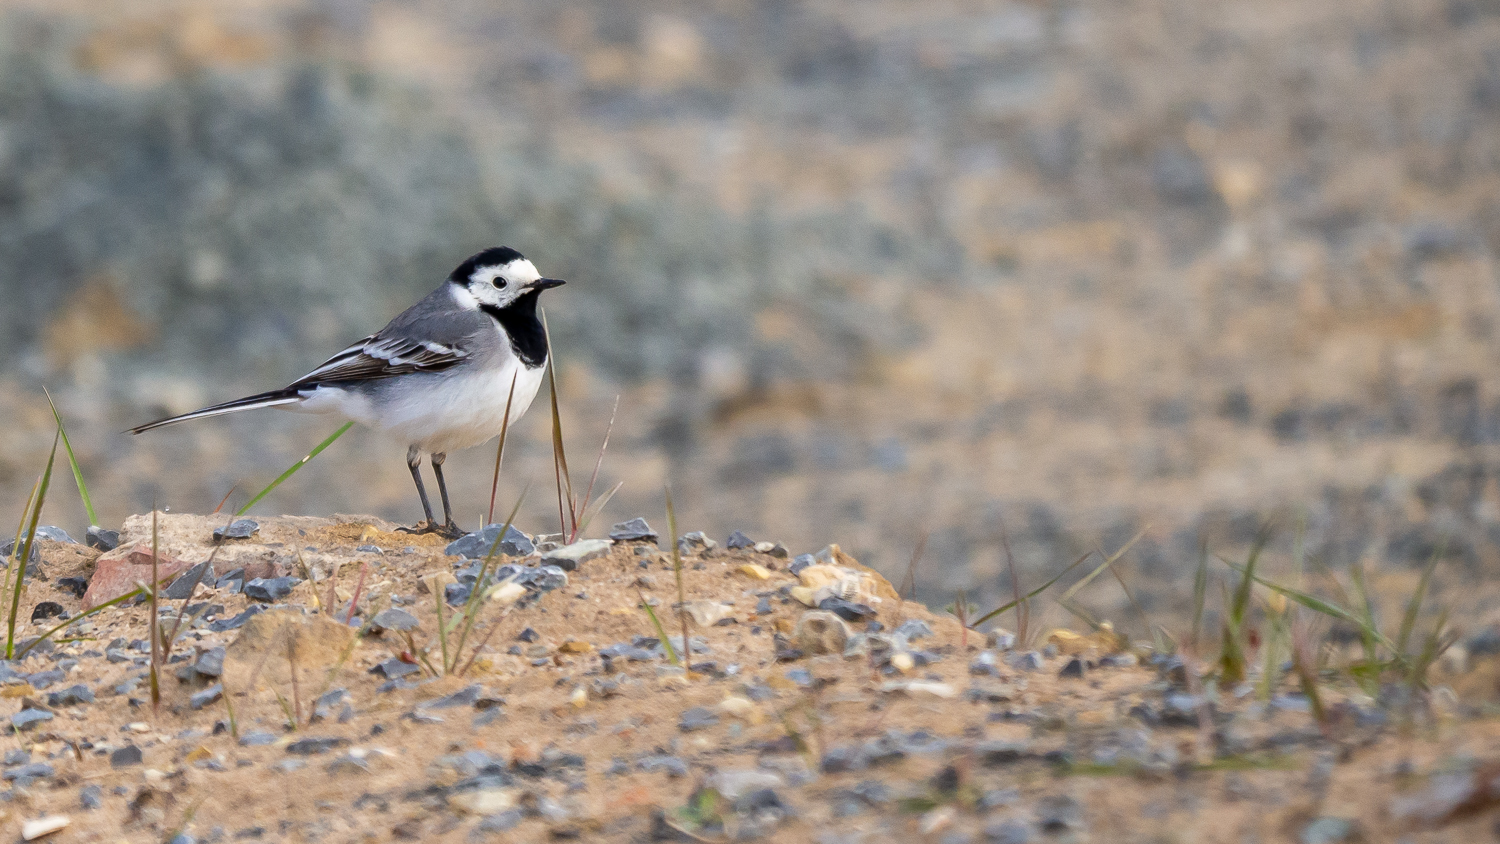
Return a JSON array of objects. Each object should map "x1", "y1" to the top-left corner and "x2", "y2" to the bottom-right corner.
[{"x1": 130, "y1": 247, "x2": 565, "y2": 539}]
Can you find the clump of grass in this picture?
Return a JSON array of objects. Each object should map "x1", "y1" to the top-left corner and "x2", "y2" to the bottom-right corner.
[
  {"x1": 44, "y1": 388, "x2": 98, "y2": 529},
  {"x1": 236, "y1": 422, "x2": 354, "y2": 516}
]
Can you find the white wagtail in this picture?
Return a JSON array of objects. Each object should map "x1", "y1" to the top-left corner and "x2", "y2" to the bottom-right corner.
[{"x1": 131, "y1": 247, "x2": 565, "y2": 538}]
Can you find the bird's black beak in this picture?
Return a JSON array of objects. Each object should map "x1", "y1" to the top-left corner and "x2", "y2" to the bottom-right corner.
[{"x1": 527, "y1": 278, "x2": 566, "y2": 291}]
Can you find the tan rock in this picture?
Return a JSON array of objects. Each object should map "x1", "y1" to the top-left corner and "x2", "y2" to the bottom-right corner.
[
  {"x1": 795, "y1": 610, "x2": 850, "y2": 655},
  {"x1": 737, "y1": 563, "x2": 772, "y2": 580},
  {"x1": 222, "y1": 609, "x2": 359, "y2": 691}
]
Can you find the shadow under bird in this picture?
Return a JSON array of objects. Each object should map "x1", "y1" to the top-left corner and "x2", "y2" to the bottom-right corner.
[{"x1": 130, "y1": 247, "x2": 565, "y2": 538}]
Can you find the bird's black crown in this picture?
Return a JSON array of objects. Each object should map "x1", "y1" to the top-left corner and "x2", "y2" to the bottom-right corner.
[{"x1": 448, "y1": 247, "x2": 526, "y2": 283}]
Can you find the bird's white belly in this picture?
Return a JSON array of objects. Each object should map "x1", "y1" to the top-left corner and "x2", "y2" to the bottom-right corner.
[{"x1": 298, "y1": 363, "x2": 547, "y2": 455}]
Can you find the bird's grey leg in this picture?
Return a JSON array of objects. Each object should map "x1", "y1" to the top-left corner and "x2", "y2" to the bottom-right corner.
[
  {"x1": 405, "y1": 445, "x2": 437, "y2": 530},
  {"x1": 430, "y1": 452, "x2": 463, "y2": 539}
]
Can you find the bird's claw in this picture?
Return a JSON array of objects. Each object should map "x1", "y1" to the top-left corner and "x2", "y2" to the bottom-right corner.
[{"x1": 398, "y1": 520, "x2": 466, "y2": 540}]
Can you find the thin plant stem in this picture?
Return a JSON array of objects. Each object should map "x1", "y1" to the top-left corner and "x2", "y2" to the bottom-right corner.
[
  {"x1": 486, "y1": 373, "x2": 519, "y2": 527},
  {"x1": 6, "y1": 432, "x2": 57, "y2": 659},
  {"x1": 44, "y1": 387, "x2": 98, "y2": 526}
]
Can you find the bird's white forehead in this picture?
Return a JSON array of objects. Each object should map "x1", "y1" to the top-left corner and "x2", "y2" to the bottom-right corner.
[{"x1": 470, "y1": 259, "x2": 540, "y2": 285}]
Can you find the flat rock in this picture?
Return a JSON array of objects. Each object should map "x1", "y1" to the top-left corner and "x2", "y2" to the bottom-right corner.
[
  {"x1": 370, "y1": 608, "x2": 420, "y2": 632},
  {"x1": 726, "y1": 530, "x2": 755, "y2": 549},
  {"x1": 540, "y1": 539, "x2": 611, "y2": 571},
  {"x1": 12, "y1": 709, "x2": 53, "y2": 731},
  {"x1": 190, "y1": 684, "x2": 223, "y2": 710},
  {"x1": 85, "y1": 526, "x2": 120, "y2": 551},
  {"x1": 212, "y1": 519, "x2": 260, "y2": 541},
  {"x1": 162, "y1": 562, "x2": 215, "y2": 600},
  {"x1": 445, "y1": 525, "x2": 534, "y2": 559},
  {"x1": 82, "y1": 545, "x2": 196, "y2": 610},
  {"x1": 244, "y1": 576, "x2": 299, "y2": 602},
  {"x1": 609, "y1": 518, "x2": 657, "y2": 542}
]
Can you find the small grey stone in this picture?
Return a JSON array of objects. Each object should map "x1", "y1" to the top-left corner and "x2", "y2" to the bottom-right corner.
[
  {"x1": 370, "y1": 608, "x2": 419, "y2": 632},
  {"x1": 286, "y1": 736, "x2": 350, "y2": 755},
  {"x1": 55, "y1": 577, "x2": 88, "y2": 598},
  {"x1": 213, "y1": 519, "x2": 260, "y2": 541},
  {"x1": 678, "y1": 706, "x2": 719, "y2": 732},
  {"x1": 35, "y1": 526, "x2": 75, "y2": 543},
  {"x1": 1036, "y1": 794, "x2": 1084, "y2": 832},
  {"x1": 111, "y1": 745, "x2": 143, "y2": 767},
  {"x1": 726, "y1": 530, "x2": 754, "y2": 549},
  {"x1": 86, "y1": 526, "x2": 121, "y2": 551},
  {"x1": 818, "y1": 597, "x2": 876, "y2": 622},
  {"x1": 636, "y1": 754, "x2": 689, "y2": 777},
  {"x1": 3, "y1": 750, "x2": 28, "y2": 765},
  {"x1": 1059, "y1": 657, "x2": 1086, "y2": 679},
  {"x1": 30, "y1": 602, "x2": 65, "y2": 624},
  {"x1": 27, "y1": 668, "x2": 65, "y2": 689},
  {"x1": 370, "y1": 658, "x2": 420, "y2": 680},
  {"x1": 894, "y1": 619, "x2": 933, "y2": 641},
  {"x1": 207, "y1": 606, "x2": 263, "y2": 631},
  {"x1": 47, "y1": 684, "x2": 94, "y2": 707},
  {"x1": 0, "y1": 537, "x2": 38, "y2": 563},
  {"x1": 517, "y1": 627, "x2": 539, "y2": 642},
  {"x1": 80, "y1": 783, "x2": 103, "y2": 810},
  {"x1": 755, "y1": 597, "x2": 773, "y2": 615},
  {"x1": 677, "y1": 531, "x2": 716, "y2": 554},
  {"x1": 194, "y1": 647, "x2": 226, "y2": 677},
  {"x1": 239, "y1": 730, "x2": 278, "y2": 747},
  {"x1": 190, "y1": 684, "x2": 223, "y2": 710},
  {"x1": 419, "y1": 684, "x2": 483, "y2": 710},
  {"x1": 272, "y1": 759, "x2": 306, "y2": 773},
  {"x1": 540, "y1": 539, "x2": 611, "y2": 571},
  {"x1": 3, "y1": 762, "x2": 54, "y2": 782},
  {"x1": 313, "y1": 689, "x2": 350, "y2": 722},
  {"x1": 163, "y1": 562, "x2": 215, "y2": 600},
  {"x1": 609, "y1": 518, "x2": 657, "y2": 542},
  {"x1": 789, "y1": 554, "x2": 815, "y2": 575},
  {"x1": 446, "y1": 524, "x2": 534, "y2": 559},
  {"x1": 11, "y1": 708, "x2": 53, "y2": 731},
  {"x1": 244, "y1": 577, "x2": 298, "y2": 602},
  {"x1": 1300, "y1": 818, "x2": 1358, "y2": 844},
  {"x1": 355, "y1": 545, "x2": 383, "y2": 554},
  {"x1": 1005, "y1": 651, "x2": 1045, "y2": 671}
]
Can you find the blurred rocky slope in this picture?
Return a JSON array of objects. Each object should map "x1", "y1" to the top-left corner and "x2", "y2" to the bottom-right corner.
[{"x1": 5, "y1": 0, "x2": 1500, "y2": 624}]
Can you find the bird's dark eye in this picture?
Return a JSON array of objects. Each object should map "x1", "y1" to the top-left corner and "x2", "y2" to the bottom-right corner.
[{"x1": 492, "y1": 278, "x2": 506, "y2": 288}]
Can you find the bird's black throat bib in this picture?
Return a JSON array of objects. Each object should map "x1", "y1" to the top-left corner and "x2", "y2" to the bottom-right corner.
[{"x1": 481, "y1": 292, "x2": 548, "y2": 368}]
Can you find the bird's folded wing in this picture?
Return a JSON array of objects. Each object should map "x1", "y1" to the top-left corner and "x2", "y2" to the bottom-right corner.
[{"x1": 290, "y1": 335, "x2": 469, "y2": 387}]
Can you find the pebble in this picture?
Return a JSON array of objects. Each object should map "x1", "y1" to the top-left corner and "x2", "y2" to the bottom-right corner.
[
  {"x1": 55, "y1": 577, "x2": 88, "y2": 598},
  {"x1": 540, "y1": 539, "x2": 611, "y2": 571},
  {"x1": 678, "y1": 706, "x2": 720, "y2": 731},
  {"x1": 636, "y1": 755, "x2": 689, "y2": 777},
  {"x1": 28, "y1": 669, "x2": 65, "y2": 689},
  {"x1": 244, "y1": 577, "x2": 298, "y2": 602},
  {"x1": 212, "y1": 519, "x2": 260, "y2": 541},
  {"x1": 755, "y1": 597, "x2": 773, "y2": 615},
  {"x1": 738, "y1": 563, "x2": 772, "y2": 580},
  {"x1": 789, "y1": 554, "x2": 815, "y2": 575},
  {"x1": 355, "y1": 545, "x2": 382, "y2": 554},
  {"x1": 12, "y1": 708, "x2": 53, "y2": 731},
  {"x1": 895, "y1": 619, "x2": 933, "y2": 641},
  {"x1": 370, "y1": 659, "x2": 421, "y2": 680},
  {"x1": 477, "y1": 809, "x2": 525, "y2": 832},
  {"x1": 983, "y1": 819, "x2": 1032, "y2": 844},
  {"x1": 796, "y1": 611, "x2": 851, "y2": 655},
  {"x1": 238, "y1": 731, "x2": 278, "y2": 747},
  {"x1": 986, "y1": 629, "x2": 1017, "y2": 650},
  {"x1": 0, "y1": 536, "x2": 39, "y2": 563},
  {"x1": 677, "y1": 531, "x2": 717, "y2": 554},
  {"x1": 1005, "y1": 651, "x2": 1045, "y2": 671},
  {"x1": 419, "y1": 684, "x2": 483, "y2": 709},
  {"x1": 21, "y1": 815, "x2": 70, "y2": 841},
  {"x1": 370, "y1": 608, "x2": 420, "y2": 632},
  {"x1": 286, "y1": 736, "x2": 350, "y2": 755},
  {"x1": 726, "y1": 530, "x2": 755, "y2": 549},
  {"x1": 445, "y1": 525, "x2": 534, "y2": 559},
  {"x1": 79, "y1": 784, "x2": 102, "y2": 810},
  {"x1": 4, "y1": 762, "x2": 55, "y2": 783},
  {"x1": 1036, "y1": 795, "x2": 1084, "y2": 833},
  {"x1": 162, "y1": 563, "x2": 214, "y2": 600},
  {"x1": 30, "y1": 602, "x2": 65, "y2": 622},
  {"x1": 86, "y1": 526, "x2": 121, "y2": 551},
  {"x1": 194, "y1": 647, "x2": 226, "y2": 677},
  {"x1": 609, "y1": 518, "x2": 658, "y2": 542},
  {"x1": 818, "y1": 597, "x2": 876, "y2": 622},
  {"x1": 189, "y1": 684, "x2": 223, "y2": 710},
  {"x1": 1059, "y1": 657, "x2": 1086, "y2": 679},
  {"x1": 207, "y1": 606, "x2": 263, "y2": 631},
  {"x1": 47, "y1": 684, "x2": 94, "y2": 707},
  {"x1": 110, "y1": 745, "x2": 142, "y2": 768},
  {"x1": 753, "y1": 541, "x2": 789, "y2": 557}
]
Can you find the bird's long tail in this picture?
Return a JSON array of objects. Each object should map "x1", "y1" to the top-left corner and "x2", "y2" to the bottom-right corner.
[{"x1": 128, "y1": 389, "x2": 303, "y2": 434}]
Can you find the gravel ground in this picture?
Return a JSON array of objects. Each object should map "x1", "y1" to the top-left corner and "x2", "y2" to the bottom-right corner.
[{"x1": 0, "y1": 514, "x2": 1497, "y2": 842}]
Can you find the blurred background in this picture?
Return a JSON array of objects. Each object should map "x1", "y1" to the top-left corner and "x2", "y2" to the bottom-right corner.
[{"x1": 4, "y1": 0, "x2": 1500, "y2": 626}]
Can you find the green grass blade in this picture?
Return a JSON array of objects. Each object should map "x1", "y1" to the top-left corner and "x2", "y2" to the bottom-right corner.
[
  {"x1": 971, "y1": 551, "x2": 1093, "y2": 629},
  {"x1": 639, "y1": 593, "x2": 679, "y2": 666},
  {"x1": 666, "y1": 484, "x2": 690, "y2": 665},
  {"x1": 236, "y1": 422, "x2": 354, "y2": 516},
  {"x1": 1191, "y1": 544, "x2": 1208, "y2": 648},
  {"x1": 486, "y1": 373, "x2": 519, "y2": 526},
  {"x1": 44, "y1": 388, "x2": 98, "y2": 526},
  {"x1": 1225, "y1": 562, "x2": 1400, "y2": 654},
  {"x1": 1397, "y1": 540, "x2": 1444, "y2": 655},
  {"x1": 7, "y1": 431, "x2": 59, "y2": 659},
  {"x1": 541, "y1": 309, "x2": 575, "y2": 538},
  {"x1": 1058, "y1": 528, "x2": 1146, "y2": 604},
  {"x1": 1229, "y1": 525, "x2": 1271, "y2": 626}
]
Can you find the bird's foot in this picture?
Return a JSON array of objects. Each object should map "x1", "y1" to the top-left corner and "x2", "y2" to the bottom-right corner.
[{"x1": 398, "y1": 520, "x2": 466, "y2": 540}]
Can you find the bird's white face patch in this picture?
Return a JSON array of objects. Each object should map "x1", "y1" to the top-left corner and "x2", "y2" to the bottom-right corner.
[{"x1": 463, "y1": 259, "x2": 542, "y2": 309}]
